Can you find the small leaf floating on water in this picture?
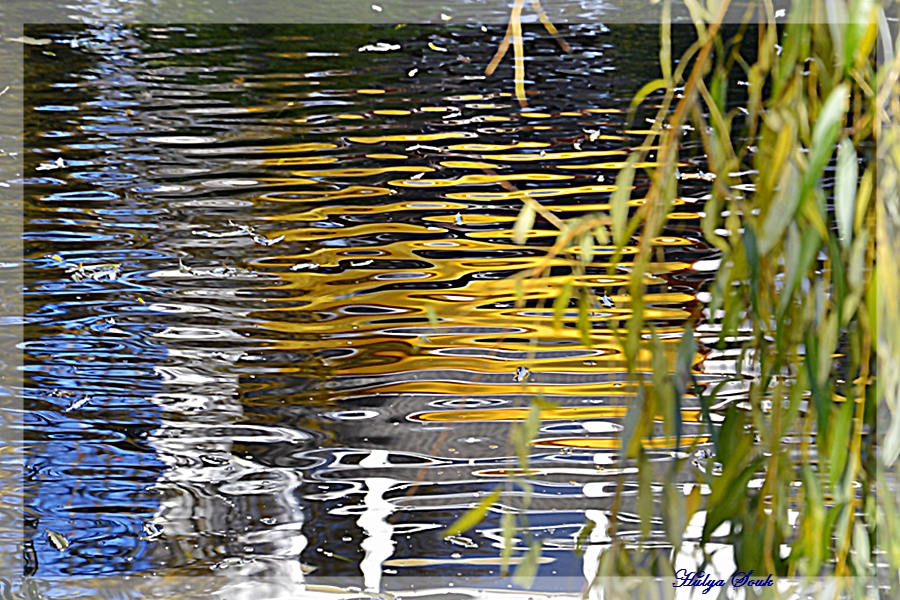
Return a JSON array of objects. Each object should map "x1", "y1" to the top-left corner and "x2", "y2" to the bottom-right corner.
[
  {"x1": 410, "y1": 172, "x2": 425, "y2": 180},
  {"x1": 50, "y1": 254, "x2": 64, "y2": 262},
  {"x1": 573, "y1": 141, "x2": 582, "y2": 151},
  {"x1": 441, "y1": 13, "x2": 452, "y2": 21},
  {"x1": 408, "y1": 68, "x2": 418, "y2": 77},
  {"x1": 513, "y1": 366, "x2": 531, "y2": 383},
  {"x1": 428, "y1": 42, "x2": 448, "y2": 52},
  {"x1": 371, "y1": 4, "x2": 382, "y2": 11},
  {"x1": 457, "y1": 55, "x2": 471, "y2": 63},
  {"x1": 290, "y1": 262, "x2": 319, "y2": 271},
  {"x1": 46, "y1": 530, "x2": 69, "y2": 551},
  {"x1": 455, "y1": 212, "x2": 463, "y2": 226},
  {"x1": 584, "y1": 129, "x2": 601, "y2": 142}
]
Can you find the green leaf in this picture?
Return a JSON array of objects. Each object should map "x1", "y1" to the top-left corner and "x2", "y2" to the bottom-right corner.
[
  {"x1": 512, "y1": 540, "x2": 542, "y2": 588},
  {"x1": 803, "y1": 83, "x2": 850, "y2": 203},
  {"x1": 513, "y1": 203, "x2": 536, "y2": 245},
  {"x1": 829, "y1": 395, "x2": 855, "y2": 490},
  {"x1": 575, "y1": 520, "x2": 596, "y2": 556},
  {"x1": 593, "y1": 224, "x2": 609, "y2": 246},
  {"x1": 552, "y1": 280, "x2": 573, "y2": 332},
  {"x1": 514, "y1": 279, "x2": 525, "y2": 308},
  {"x1": 445, "y1": 487, "x2": 502, "y2": 537},
  {"x1": 577, "y1": 288, "x2": 592, "y2": 347},
  {"x1": 834, "y1": 137, "x2": 858, "y2": 250},
  {"x1": 611, "y1": 154, "x2": 638, "y2": 248},
  {"x1": 580, "y1": 231, "x2": 594, "y2": 265},
  {"x1": 523, "y1": 401, "x2": 541, "y2": 445},
  {"x1": 637, "y1": 450, "x2": 654, "y2": 539},
  {"x1": 626, "y1": 79, "x2": 667, "y2": 124},
  {"x1": 663, "y1": 479, "x2": 686, "y2": 550},
  {"x1": 759, "y1": 160, "x2": 801, "y2": 255},
  {"x1": 501, "y1": 510, "x2": 516, "y2": 573}
]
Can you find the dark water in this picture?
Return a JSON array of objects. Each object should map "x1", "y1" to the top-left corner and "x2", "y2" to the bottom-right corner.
[{"x1": 19, "y1": 21, "x2": 738, "y2": 595}]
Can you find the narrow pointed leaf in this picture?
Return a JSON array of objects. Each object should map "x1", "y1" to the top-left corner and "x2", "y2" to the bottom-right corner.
[
  {"x1": 513, "y1": 203, "x2": 535, "y2": 245},
  {"x1": 552, "y1": 280, "x2": 573, "y2": 332},
  {"x1": 834, "y1": 137, "x2": 857, "y2": 250},
  {"x1": 445, "y1": 488, "x2": 502, "y2": 537},
  {"x1": 611, "y1": 154, "x2": 638, "y2": 247}
]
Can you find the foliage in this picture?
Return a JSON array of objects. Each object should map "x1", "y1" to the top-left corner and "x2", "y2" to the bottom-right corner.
[{"x1": 450, "y1": 0, "x2": 899, "y2": 596}]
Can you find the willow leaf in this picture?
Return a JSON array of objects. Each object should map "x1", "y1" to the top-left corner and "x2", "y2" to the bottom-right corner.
[
  {"x1": 513, "y1": 203, "x2": 535, "y2": 245},
  {"x1": 445, "y1": 488, "x2": 502, "y2": 537},
  {"x1": 834, "y1": 137, "x2": 858, "y2": 250}
]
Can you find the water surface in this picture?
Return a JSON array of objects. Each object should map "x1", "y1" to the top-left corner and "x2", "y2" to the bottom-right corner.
[{"x1": 20, "y1": 21, "x2": 738, "y2": 595}]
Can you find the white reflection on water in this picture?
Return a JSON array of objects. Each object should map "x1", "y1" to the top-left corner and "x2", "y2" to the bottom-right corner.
[
  {"x1": 146, "y1": 351, "x2": 309, "y2": 594},
  {"x1": 356, "y1": 455, "x2": 399, "y2": 592}
]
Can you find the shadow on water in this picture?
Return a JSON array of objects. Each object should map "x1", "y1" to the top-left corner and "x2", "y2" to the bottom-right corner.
[{"x1": 19, "y1": 21, "x2": 748, "y2": 594}]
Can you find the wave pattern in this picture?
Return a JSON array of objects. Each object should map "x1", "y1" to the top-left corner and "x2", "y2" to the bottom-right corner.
[{"x1": 17, "y1": 22, "x2": 740, "y2": 594}]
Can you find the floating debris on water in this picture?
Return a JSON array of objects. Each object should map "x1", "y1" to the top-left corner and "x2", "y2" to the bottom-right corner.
[
  {"x1": 428, "y1": 42, "x2": 448, "y2": 52},
  {"x1": 445, "y1": 534, "x2": 478, "y2": 548},
  {"x1": 192, "y1": 221, "x2": 283, "y2": 246},
  {"x1": 406, "y1": 144, "x2": 443, "y2": 153},
  {"x1": 410, "y1": 172, "x2": 425, "y2": 180},
  {"x1": 178, "y1": 257, "x2": 193, "y2": 274},
  {"x1": 141, "y1": 523, "x2": 163, "y2": 541},
  {"x1": 573, "y1": 141, "x2": 582, "y2": 151},
  {"x1": 290, "y1": 262, "x2": 319, "y2": 271},
  {"x1": 252, "y1": 233, "x2": 285, "y2": 246},
  {"x1": 441, "y1": 13, "x2": 452, "y2": 21},
  {"x1": 408, "y1": 68, "x2": 418, "y2": 77},
  {"x1": 599, "y1": 292, "x2": 614, "y2": 308},
  {"x1": 352, "y1": 260, "x2": 374, "y2": 267},
  {"x1": 584, "y1": 129, "x2": 601, "y2": 142},
  {"x1": 208, "y1": 264, "x2": 258, "y2": 278},
  {"x1": 455, "y1": 212, "x2": 463, "y2": 226},
  {"x1": 358, "y1": 42, "x2": 400, "y2": 53},
  {"x1": 36, "y1": 157, "x2": 66, "y2": 171},
  {"x1": 47, "y1": 530, "x2": 69, "y2": 551},
  {"x1": 63, "y1": 396, "x2": 92, "y2": 412},
  {"x1": 66, "y1": 262, "x2": 121, "y2": 282},
  {"x1": 513, "y1": 366, "x2": 531, "y2": 383}
]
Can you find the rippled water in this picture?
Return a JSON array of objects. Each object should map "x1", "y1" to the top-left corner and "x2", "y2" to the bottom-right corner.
[{"x1": 20, "y1": 22, "x2": 740, "y2": 595}]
